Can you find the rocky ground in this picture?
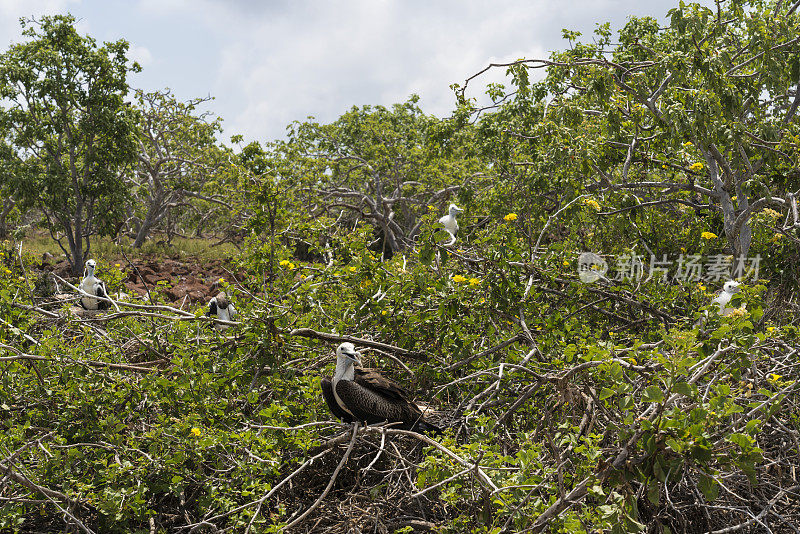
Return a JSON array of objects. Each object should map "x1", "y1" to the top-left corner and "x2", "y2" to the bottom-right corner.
[{"x1": 39, "y1": 254, "x2": 244, "y2": 308}]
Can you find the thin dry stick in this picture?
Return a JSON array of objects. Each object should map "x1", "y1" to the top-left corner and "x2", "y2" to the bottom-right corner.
[
  {"x1": 532, "y1": 195, "x2": 590, "y2": 260},
  {"x1": 288, "y1": 328, "x2": 426, "y2": 361},
  {"x1": 411, "y1": 466, "x2": 473, "y2": 499},
  {"x1": 241, "y1": 447, "x2": 334, "y2": 534},
  {"x1": 0, "y1": 458, "x2": 96, "y2": 534},
  {"x1": 51, "y1": 273, "x2": 121, "y2": 313},
  {"x1": 280, "y1": 422, "x2": 360, "y2": 532},
  {"x1": 0, "y1": 343, "x2": 158, "y2": 374},
  {"x1": 364, "y1": 427, "x2": 499, "y2": 494}
]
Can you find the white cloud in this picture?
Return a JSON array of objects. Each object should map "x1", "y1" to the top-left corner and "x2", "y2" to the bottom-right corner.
[
  {"x1": 0, "y1": 0, "x2": 79, "y2": 47},
  {"x1": 2, "y1": 0, "x2": 715, "y2": 144},
  {"x1": 207, "y1": 0, "x2": 566, "y2": 142},
  {"x1": 128, "y1": 45, "x2": 153, "y2": 68}
]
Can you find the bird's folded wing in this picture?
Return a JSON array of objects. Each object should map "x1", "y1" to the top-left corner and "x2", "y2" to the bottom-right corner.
[
  {"x1": 335, "y1": 379, "x2": 422, "y2": 424},
  {"x1": 354, "y1": 367, "x2": 411, "y2": 401}
]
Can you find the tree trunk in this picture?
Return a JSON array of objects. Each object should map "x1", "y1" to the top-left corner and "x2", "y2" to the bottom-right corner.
[
  {"x1": 0, "y1": 198, "x2": 15, "y2": 239},
  {"x1": 133, "y1": 196, "x2": 167, "y2": 248},
  {"x1": 67, "y1": 227, "x2": 84, "y2": 276},
  {"x1": 133, "y1": 215, "x2": 156, "y2": 248}
]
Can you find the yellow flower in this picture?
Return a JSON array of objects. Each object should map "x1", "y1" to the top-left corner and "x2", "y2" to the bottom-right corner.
[
  {"x1": 469, "y1": 278, "x2": 481, "y2": 287},
  {"x1": 701, "y1": 231, "x2": 717, "y2": 240},
  {"x1": 361, "y1": 279, "x2": 372, "y2": 287},
  {"x1": 452, "y1": 274, "x2": 467, "y2": 283},
  {"x1": 728, "y1": 306, "x2": 747, "y2": 318},
  {"x1": 190, "y1": 427, "x2": 201, "y2": 437},
  {"x1": 4, "y1": 269, "x2": 10, "y2": 275},
  {"x1": 503, "y1": 213, "x2": 518, "y2": 222},
  {"x1": 766, "y1": 326, "x2": 775, "y2": 332},
  {"x1": 689, "y1": 162, "x2": 704, "y2": 172},
  {"x1": 582, "y1": 198, "x2": 601, "y2": 211},
  {"x1": 428, "y1": 205, "x2": 435, "y2": 212},
  {"x1": 562, "y1": 260, "x2": 570, "y2": 267},
  {"x1": 697, "y1": 283, "x2": 706, "y2": 291},
  {"x1": 349, "y1": 266, "x2": 357, "y2": 272},
  {"x1": 381, "y1": 310, "x2": 388, "y2": 315},
  {"x1": 661, "y1": 164, "x2": 668, "y2": 169},
  {"x1": 479, "y1": 298, "x2": 485, "y2": 304},
  {"x1": 762, "y1": 208, "x2": 780, "y2": 219},
  {"x1": 114, "y1": 263, "x2": 121, "y2": 267},
  {"x1": 218, "y1": 277, "x2": 226, "y2": 283},
  {"x1": 683, "y1": 141, "x2": 693, "y2": 147},
  {"x1": 680, "y1": 247, "x2": 687, "y2": 253},
  {"x1": 772, "y1": 233, "x2": 784, "y2": 242},
  {"x1": 769, "y1": 373, "x2": 782, "y2": 382}
]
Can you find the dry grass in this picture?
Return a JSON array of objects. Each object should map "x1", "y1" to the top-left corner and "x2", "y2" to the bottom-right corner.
[{"x1": 17, "y1": 231, "x2": 240, "y2": 264}]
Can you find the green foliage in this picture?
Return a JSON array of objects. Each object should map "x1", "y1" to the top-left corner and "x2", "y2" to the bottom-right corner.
[
  {"x1": 127, "y1": 90, "x2": 238, "y2": 248},
  {"x1": 0, "y1": 15, "x2": 139, "y2": 274},
  {"x1": 1, "y1": 1, "x2": 799, "y2": 532}
]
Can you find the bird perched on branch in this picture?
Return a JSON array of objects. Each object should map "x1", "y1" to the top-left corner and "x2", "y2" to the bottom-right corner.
[
  {"x1": 321, "y1": 342, "x2": 442, "y2": 434},
  {"x1": 694, "y1": 280, "x2": 742, "y2": 328},
  {"x1": 712, "y1": 280, "x2": 741, "y2": 316},
  {"x1": 78, "y1": 259, "x2": 110, "y2": 310},
  {"x1": 438, "y1": 204, "x2": 463, "y2": 246},
  {"x1": 207, "y1": 292, "x2": 236, "y2": 330}
]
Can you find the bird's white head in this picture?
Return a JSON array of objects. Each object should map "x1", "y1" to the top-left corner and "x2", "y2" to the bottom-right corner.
[
  {"x1": 449, "y1": 204, "x2": 463, "y2": 217},
  {"x1": 84, "y1": 259, "x2": 96, "y2": 277},
  {"x1": 723, "y1": 280, "x2": 741, "y2": 294},
  {"x1": 336, "y1": 342, "x2": 361, "y2": 365}
]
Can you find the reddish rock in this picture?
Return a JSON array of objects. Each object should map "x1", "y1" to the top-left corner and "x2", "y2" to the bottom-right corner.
[
  {"x1": 124, "y1": 281, "x2": 148, "y2": 296},
  {"x1": 165, "y1": 281, "x2": 209, "y2": 303}
]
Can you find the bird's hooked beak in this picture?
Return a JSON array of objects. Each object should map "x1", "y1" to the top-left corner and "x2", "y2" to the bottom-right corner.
[{"x1": 342, "y1": 349, "x2": 361, "y2": 365}]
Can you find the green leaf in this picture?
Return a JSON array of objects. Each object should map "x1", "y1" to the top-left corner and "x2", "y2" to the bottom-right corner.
[
  {"x1": 419, "y1": 246, "x2": 434, "y2": 266},
  {"x1": 647, "y1": 479, "x2": 660, "y2": 505},
  {"x1": 726, "y1": 432, "x2": 753, "y2": 449},
  {"x1": 673, "y1": 381, "x2": 693, "y2": 397},
  {"x1": 666, "y1": 439, "x2": 684, "y2": 454},
  {"x1": 599, "y1": 387, "x2": 615, "y2": 400},
  {"x1": 698, "y1": 474, "x2": 719, "y2": 501},
  {"x1": 643, "y1": 385, "x2": 664, "y2": 403}
]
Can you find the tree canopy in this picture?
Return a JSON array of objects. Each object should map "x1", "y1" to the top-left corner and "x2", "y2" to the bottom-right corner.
[
  {"x1": 1, "y1": 2, "x2": 799, "y2": 533},
  {"x1": 0, "y1": 15, "x2": 139, "y2": 274}
]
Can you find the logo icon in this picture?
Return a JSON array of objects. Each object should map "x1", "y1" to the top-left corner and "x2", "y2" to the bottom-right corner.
[{"x1": 578, "y1": 252, "x2": 608, "y2": 284}]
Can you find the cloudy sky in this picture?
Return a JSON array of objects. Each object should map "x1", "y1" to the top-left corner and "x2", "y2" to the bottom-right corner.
[{"x1": 0, "y1": 0, "x2": 711, "y2": 145}]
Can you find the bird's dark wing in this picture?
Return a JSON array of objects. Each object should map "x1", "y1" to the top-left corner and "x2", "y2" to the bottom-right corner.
[
  {"x1": 320, "y1": 377, "x2": 353, "y2": 423},
  {"x1": 354, "y1": 367, "x2": 411, "y2": 402},
  {"x1": 335, "y1": 378, "x2": 423, "y2": 427},
  {"x1": 207, "y1": 299, "x2": 217, "y2": 318},
  {"x1": 95, "y1": 282, "x2": 110, "y2": 310}
]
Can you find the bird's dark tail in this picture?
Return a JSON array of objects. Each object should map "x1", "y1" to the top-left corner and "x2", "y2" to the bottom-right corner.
[{"x1": 412, "y1": 419, "x2": 444, "y2": 436}]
